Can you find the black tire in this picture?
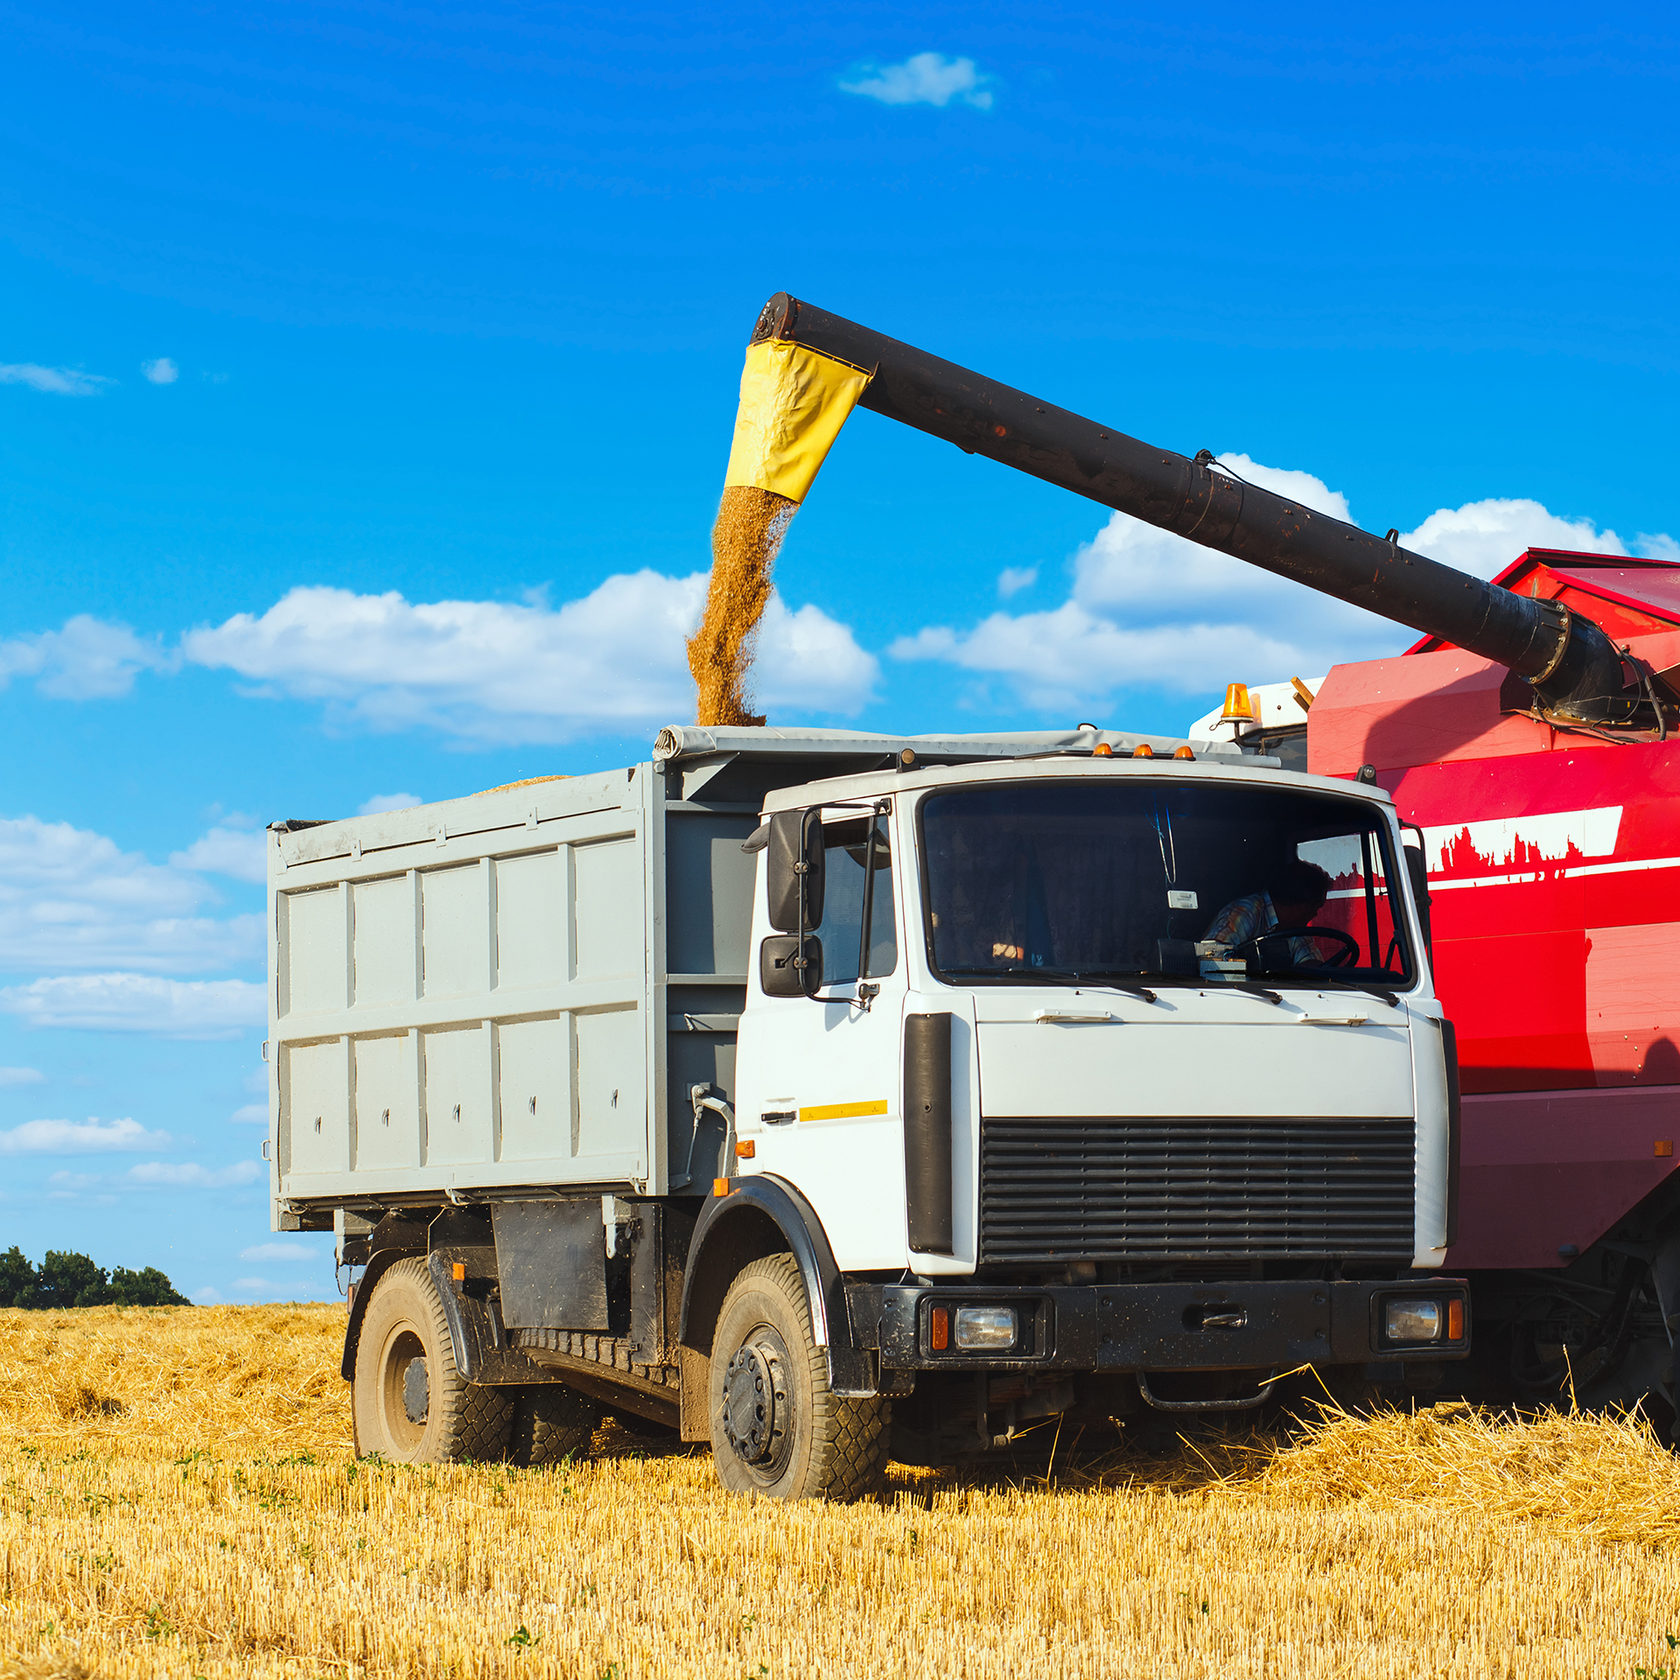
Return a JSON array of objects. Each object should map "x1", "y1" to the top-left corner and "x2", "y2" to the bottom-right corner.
[
  {"x1": 506, "y1": 1384, "x2": 602, "y2": 1468},
  {"x1": 351, "y1": 1258, "x2": 514, "y2": 1464},
  {"x1": 707, "y1": 1252, "x2": 890, "y2": 1501}
]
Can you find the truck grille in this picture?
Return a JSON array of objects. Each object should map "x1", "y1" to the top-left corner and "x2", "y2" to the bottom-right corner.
[{"x1": 978, "y1": 1117, "x2": 1415, "y2": 1264}]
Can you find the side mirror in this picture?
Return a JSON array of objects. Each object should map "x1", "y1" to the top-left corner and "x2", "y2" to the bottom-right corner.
[
  {"x1": 760, "y1": 933, "x2": 823, "y2": 999},
  {"x1": 1402, "y1": 840, "x2": 1432, "y2": 951},
  {"x1": 765, "y1": 809, "x2": 825, "y2": 933},
  {"x1": 1154, "y1": 937, "x2": 1199, "y2": 978}
]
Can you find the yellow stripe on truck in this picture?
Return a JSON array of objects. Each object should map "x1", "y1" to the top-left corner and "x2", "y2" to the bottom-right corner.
[{"x1": 798, "y1": 1098, "x2": 890, "y2": 1124}]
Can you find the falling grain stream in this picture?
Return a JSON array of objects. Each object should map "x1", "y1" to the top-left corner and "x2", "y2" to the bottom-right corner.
[{"x1": 687, "y1": 486, "x2": 798, "y2": 728}]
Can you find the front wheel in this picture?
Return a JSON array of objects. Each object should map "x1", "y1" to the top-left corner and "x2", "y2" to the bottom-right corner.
[{"x1": 707, "y1": 1252, "x2": 891, "y2": 1501}]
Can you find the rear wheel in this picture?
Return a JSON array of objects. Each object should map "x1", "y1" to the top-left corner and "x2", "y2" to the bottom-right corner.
[
  {"x1": 351, "y1": 1258, "x2": 514, "y2": 1464},
  {"x1": 707, "y1": 1252, "x2": 890, "y2": 1501},
  {"x1": 506, "y1": 1384, "x2": 602, "y2": 1467}
]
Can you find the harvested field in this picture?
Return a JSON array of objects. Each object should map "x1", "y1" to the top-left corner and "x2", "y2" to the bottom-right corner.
[{"x1": 5, "y1": 1307, "x2": 1680, "y2": 1678}]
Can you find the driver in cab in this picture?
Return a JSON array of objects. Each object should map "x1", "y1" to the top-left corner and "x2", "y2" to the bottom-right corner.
[{"x1": 1204, "y1": 859, "x2": 1335, "y2": 967}]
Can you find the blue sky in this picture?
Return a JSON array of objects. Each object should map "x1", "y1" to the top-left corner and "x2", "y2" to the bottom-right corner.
[{"x1": 4, "y1": 3, "x2": 1679, "y2": 1303}]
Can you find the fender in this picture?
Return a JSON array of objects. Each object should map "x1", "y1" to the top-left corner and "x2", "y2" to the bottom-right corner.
[
  {"x1": 679, "y1": 1174, "x2": 874, "y2": 1395},
  {"x1": 424, "y1": 1252, "x2": 545, "y2": 1385},
  {"x1": 341, "y1": 1242, "x2": 542, "y2": 1386}
]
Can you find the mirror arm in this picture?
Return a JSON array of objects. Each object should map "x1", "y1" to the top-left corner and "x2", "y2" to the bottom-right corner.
[{"x1": 857, "y1": 813, "x2": 879, "y2": 986}]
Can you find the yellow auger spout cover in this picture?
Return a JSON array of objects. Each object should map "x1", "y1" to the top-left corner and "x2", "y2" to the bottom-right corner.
[{"x1": 723, "y1": 338, "x2": 872, "y2": 504}]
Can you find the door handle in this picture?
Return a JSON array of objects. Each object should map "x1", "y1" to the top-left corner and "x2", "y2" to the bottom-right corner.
[{"x1": 1034, "y1": 1009, "x2": 1115, "y2": 1025}]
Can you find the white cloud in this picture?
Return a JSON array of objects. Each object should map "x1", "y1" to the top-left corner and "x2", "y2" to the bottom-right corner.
[
  {"x1": 181, "y1": 575, "x2": 877, "y2": 743},
  {"x1": 170, "y1": 825, "x2": 268, "y2": 884},
  {"x1": 1401, "y1": 498, "x2": 1633, "y2": 580},
  {"x1": 128, "y1": 1159, "x2": 262, "y2": 1188},
  {"x1": 0, "y1": 363, "x2": 113, "y2": 397},
  {"x1": 0, "y1": 616, "x2": 171, "y2": 699},
  {"x1": 894, "y1": 455, "x2": 1680, "y2": 713},
  {"x1": 0, "y1": 1116, "x2": 169, "y2": 1155},
  {"x1": 0, "y1": 974, "x2": 266, "y2": 1038},
  {"x1": 235, "y1": 1276, "x2": 272, "y2": 1289},
  {"x1": 240, "y1": 1242, "x2": 312, "y2": 1262},
  {"x1": 359, "y1": 792, "x2": 420, "y2": 815},
  {"x1": 0, "y1": 1066, "x2": 44, "y2": 1087},
  {"x1": 141, "y1": 357, "x2": 179, "y2": 385},
  {"x1": 998, "y1": 566, "x2": 1037, "y2": 599},
  {"x1": 0, "y1": 816, "x2": 261, "y2": 974},
  {"x1": 231, "y1": 1101, "x2": 268, "y2": 1126},
  {"x1": 892, "y1": 602, "x2": 1309, "y2": 707},
  {"x1": 192, "y1": 1286, "x2": 225, "y2": 1303},
  {"x1": 841, "y1": 52, "x2": 993, "y2": 109}
]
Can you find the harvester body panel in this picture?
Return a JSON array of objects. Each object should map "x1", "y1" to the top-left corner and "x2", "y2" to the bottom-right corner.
[{"x1": 1305, "y1": 550, "x2": 1680, "y2": 1271}]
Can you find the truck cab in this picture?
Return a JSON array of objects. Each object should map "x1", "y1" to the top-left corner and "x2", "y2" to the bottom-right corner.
[{"x1": 711, "y1": 743, "x2": 1466, "y2": 1483}]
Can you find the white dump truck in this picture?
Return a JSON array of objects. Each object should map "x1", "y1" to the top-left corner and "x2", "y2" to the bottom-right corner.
[{"x1": 267, "y1": 722, "x2": 1467, "y2": 1498}]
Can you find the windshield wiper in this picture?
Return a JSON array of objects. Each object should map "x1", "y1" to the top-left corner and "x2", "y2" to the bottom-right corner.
[
  {"x1": 938, "y1": 965, "x2": 1159, "y2": 1002},
  {"x1": 1303, "y1": 975, "x2": 1401, "y2": 1008},
  {"x1": 1216, "y1": 979, "x2": 1286, "y2": 1006}
]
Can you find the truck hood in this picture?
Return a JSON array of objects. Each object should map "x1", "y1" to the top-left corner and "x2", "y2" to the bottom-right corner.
[{"x1": 971, "y1": 986, "x2": 1415, "y2": 1118}]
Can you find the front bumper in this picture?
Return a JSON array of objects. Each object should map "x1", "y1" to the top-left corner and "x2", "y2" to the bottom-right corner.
[{"x1": 849, "y1": 1278, "x2": 1470, "y2": 1374}]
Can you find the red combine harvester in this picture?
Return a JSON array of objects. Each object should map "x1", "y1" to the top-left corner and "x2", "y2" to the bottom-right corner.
[
  {"x1": 744, "y1": 293, "x2": 1680, "y2": 1418},
  {"x1": 1301, "y1": 551, "x2": 1680, "y2": 1414}
]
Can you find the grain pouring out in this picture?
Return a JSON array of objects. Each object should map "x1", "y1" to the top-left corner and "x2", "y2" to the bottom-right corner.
[{"x1": 687, "y1": 322, "x2": 871, "y2": 724}]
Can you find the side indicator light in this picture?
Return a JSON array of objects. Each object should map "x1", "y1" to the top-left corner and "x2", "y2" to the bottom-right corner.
[
  {"x1": 1447, "y1": 1298, "x2": 1465, "y2": 1341},
  {"x1": 1657, "y1": 1140, "x2": 1674, "y2": 1158},
  {"x1": 451, "y1": 1261, "x2": 466, "y2": 1283},
  {"x1": 735, "y1": 1140, "x2": 756, "y2": 1159},
  {"x1": 1093, "y1": 743, "x2": 1113, "y2": 757},
  {"x1": 712, "y1": 1177, "x2": 731, "y2": 1197},
  {"x1": 930, "y1": 1306, "x2": 949, "y2": 1351},
  {"x1": 1134, "y1": 743, "x2": 1155, "y2": 759},
  {"x1": 1173, "y1": 745, "x2": 1195, "y2": 760}
]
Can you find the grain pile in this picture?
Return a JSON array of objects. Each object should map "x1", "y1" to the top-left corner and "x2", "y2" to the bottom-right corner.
[
  {"x1": 8, "y1": 1306, "x2": 1680, "y2": 1679},
  {"x1": 686, "y1": 485, "x2": 797, "y2": 728}
]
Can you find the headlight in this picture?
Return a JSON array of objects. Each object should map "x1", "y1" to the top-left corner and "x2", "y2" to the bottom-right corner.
[
  {"x1": 1383, "y1": 1298, "x2": 1444, "y2": 1344},
  {"x1": 954, "y1": 1305, "x2": 1017, "y2": 1350}
]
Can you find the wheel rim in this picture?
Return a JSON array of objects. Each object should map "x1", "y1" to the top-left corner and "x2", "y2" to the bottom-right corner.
[
  {"x1": 720, "y1": 1322, "x2": 792, "y2": 1481},
  {"x1": 378, "y1": 1326, "x2": 430, "y2": 1455}
]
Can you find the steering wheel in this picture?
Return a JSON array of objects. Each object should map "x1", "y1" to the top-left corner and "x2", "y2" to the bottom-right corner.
[{"x1": 1231, "y1": 924, "x2": 1360, "y2": 970}]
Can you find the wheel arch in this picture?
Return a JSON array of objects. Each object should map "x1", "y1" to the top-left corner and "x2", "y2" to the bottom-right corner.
[
  {"x1": 340, "y1": 1244, "x2": 417, "y2": 1381},
  {"x1": 679, "y1": 1176, "x2": 873, "y2": 1393}
]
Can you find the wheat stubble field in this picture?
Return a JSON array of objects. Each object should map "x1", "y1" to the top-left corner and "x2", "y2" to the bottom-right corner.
[{"x1": 3, "y1": 1308, "x2": 1680, "y2": 1679}]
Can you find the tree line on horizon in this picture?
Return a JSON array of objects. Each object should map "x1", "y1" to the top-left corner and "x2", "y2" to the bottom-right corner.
[{"x1": 0, "y1": 1247, "x2": 190, "y2": 1309}]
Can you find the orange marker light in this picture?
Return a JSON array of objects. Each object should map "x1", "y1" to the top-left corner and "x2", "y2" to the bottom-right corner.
[
  {"x1": 712, "y1": 1177, "x2": 731, "y2": 1197},
  {"x1": 1093, "y1": 742, "x2": 1113, "y2": 757},
  {"x1": 930, "y1": 1306, "x2": 949, "y2": 1351},
  {"x1": 735, "y1": 1139, "x2": 756, "y2": 1159},
  {"x1": 1221, "y1": 682, "x2": 1257, "y2": 722},
  {"x1": 451, "y1": 1262, "x2": 466, "y2": 1282},
  {"x1": 1447, "y1": 1298, "x2": 1465, "y2": 1341},
  {"x1": 1658, "y1": 1140, "x2": 1674, "y2": 1158},
  {"x1": 1134, "y1": 743, "x2": 1155, "y2": 759},
  {"x1": 1174, "y1": 746, "x2": 1195, "y2": 760}
]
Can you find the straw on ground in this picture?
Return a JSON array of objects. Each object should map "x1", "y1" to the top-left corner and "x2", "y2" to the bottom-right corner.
[{"x1": 4, "y1": 1305, "x2": 1680, "y2": 1678}]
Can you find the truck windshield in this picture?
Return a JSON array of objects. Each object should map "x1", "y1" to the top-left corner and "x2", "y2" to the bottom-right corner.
[{"x1": 920, "y1": 778, "x2": 1414, "y2": 989}]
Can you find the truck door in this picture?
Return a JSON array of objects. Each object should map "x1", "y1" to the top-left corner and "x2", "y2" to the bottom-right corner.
[{"x1": 737, "y1": 804, "x2": 907, "y2": 1269}]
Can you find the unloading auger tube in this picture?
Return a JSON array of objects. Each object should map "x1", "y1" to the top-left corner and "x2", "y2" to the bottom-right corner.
[{"x1": 750, "y1": 292, "x2": 1640, "y2": 726}]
